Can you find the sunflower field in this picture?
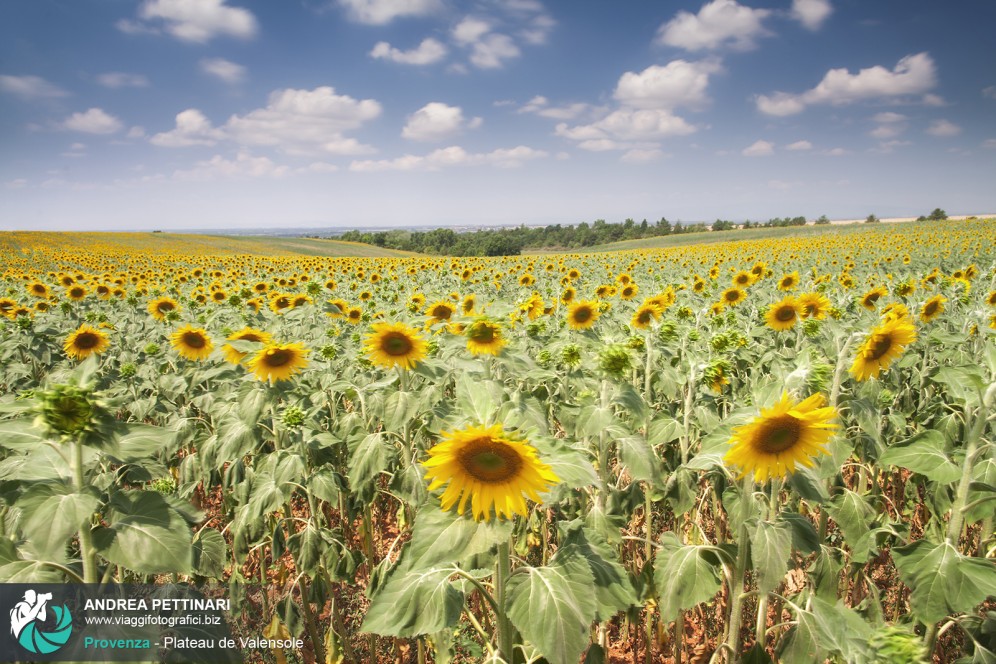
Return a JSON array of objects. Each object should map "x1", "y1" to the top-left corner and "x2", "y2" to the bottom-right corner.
[{"x1": 0, "y1": 220, "x2": 995, "y2": 663}]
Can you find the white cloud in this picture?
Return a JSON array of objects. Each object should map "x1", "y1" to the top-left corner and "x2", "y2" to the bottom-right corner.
[
  {"x1": 96, "y1": 72, "x2": 149, "y2": 88},
  {"x1": 791, "y1": 0, "x2": 832, "y2": 31},
  {"x1": 873, "y1": 111, "x2": 906, "y2": 123},
  {"x1": 869, "y1": 124, "x2": 903, "y2": 139},
  {"x1": 824, "y1": 147, "x2": 847, "y2": 156},
  {"x1": 370, "y1": 38, "x2": 447, "y2": 65},
  {"x1": 614, "y1": 59, "x2": 722, "y2": 110},
  {"x1": 517, "y1": 96, "x2": 590, "y2": 120},
  {"x1": 469, "y1": 33, "x2": 521, "y2": 69},
  {"x1": 349, "y1": 145, "x2": 547, "y2": 172},
  {"x1": 982, "y1": 139, "x2": 996, "y2": 149},
  {"x1": 337, "y1": 0, "x2": 442, "y2": 25},
  {"x1": 200, "y1": 58, "x2": 246, "y2": 84},
  {"x1": 130, "y1": 0, "x2": 258, "y2": 43},
  {"x1": 0, "y1": 74, "x2": 69, "y2": 100},
  {"x1": 785, "y1": 140, "x2": 812, "y2": 150},
  {"x1": 127, "y1": 126, "x2": 147, "y2": 139},
  {"x1": 756, "y1": 52, "x2": 937, "y2": 116},
  {"x1": 869, "y1": 139, "x2": 911, "y2": 154},
  {"x1": 556, "y1": 108, "x2": 697, "y2": 148},
  {"x1": 173, "y1": 151, "x2": 290, "y2": 181},
  {"x1": 63, "y1": 108, "x2": 123, "y2": 134},
  {"x1": 402, "y1": 102, "x2": 482, "y2": 142},
  {"x1": 151, "y1": 109, "x2": 224, "y2": 147},
  {"x1": 926, "y1": 119, "x2": 961, "y2": 137},
  {"x1": 621, "y1": 148, "x2": 664, "y2": 163},
  {"x1": 452, "y1": 17, "x2": 492, "y2": 45},
  {"x1": 742, "y1": 139, "x2": 774, "y2": 156},
  {"x1": 656, "y1": 0, "x2": 772, "y2": 52},
  {"x1": 224, "y1": 86, "x2": 381, "y2": 155},
  {"x1": 922, "y1": 93, "x2": 945, "y2": 107},
  {"x1": 983, "y1": 86, "x2": 996, "y2": 100}
]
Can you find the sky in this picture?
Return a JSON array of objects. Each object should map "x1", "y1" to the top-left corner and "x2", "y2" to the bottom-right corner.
[{"x1": 1, "y1": 0, "x2": 995, "y2": 232}]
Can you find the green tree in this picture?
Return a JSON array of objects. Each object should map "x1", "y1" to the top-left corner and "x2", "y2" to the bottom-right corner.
[
  {"x1": 815, "y1": 215, "x2": 830, "y2": 225},
  {"x1": 928, "y1": 208, "x2": 948, "y2": 221},
  {"x1": 865, "y1": 214, "x2": 880, "y2": 224}
]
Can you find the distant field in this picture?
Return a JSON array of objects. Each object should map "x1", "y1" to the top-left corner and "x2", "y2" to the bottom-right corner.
[{"x1": 0, "y1": 231, "x2": 419, "y2": 258}]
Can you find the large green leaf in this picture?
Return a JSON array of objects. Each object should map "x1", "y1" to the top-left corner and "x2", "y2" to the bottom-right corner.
[
  {"x1": 407, "y1": 506, "x2": 512, "y2": 569},
  {"x1": 361, "y1": 565, "x2": 464, "y2": 637},
  {"x1": 653, "y1": 532, "x2": 724, "y2": 623},
  {"x1": 347, "y1": 432, "x2": 395, "y2": 499},
  {"x1": 192, "y1": 528, "x2": 227, "y2": 578},
  {"x1": 92, "y1": 491, "x2": 194, "y2": 575},
  {"x1": 617, "y1": 435, "x2": 658, "y2": 483},
  {"x1": 18, "y1": 484, "x2": 100, "y2": 561},
  {"x1": 532, "y1": 437, "x2": 598, "y2": 489},
  {"x1": 879, "y1": 429, "x2": 962, "y2": 484},
  {"x1": 0, "y1": 418, "x2": 48, "y2": 450},
  {"x1": 827, "y1": 490, "x2": 876, "y2": 563},
  {"x1": 777, "y1": 607, "x2": 825, "y2": 663},
  {"x1": 810, "y1": 597, "x2": 874, "y2": 661},
  {"x1": 383, "y1": 390, "x2": 419, "y2": 432},
  {"x1": 561, "y1": 523, "x2": 638, "y2": 620},
  {"x1": 892, "y1": 540, "x2": 996, "y2": 624},
  {"x1": 750, "y1": 518, "x2": 792, "y2": 594},
  {"x1": 506, "y1": 548, "x2": 597, "y2": 664}
]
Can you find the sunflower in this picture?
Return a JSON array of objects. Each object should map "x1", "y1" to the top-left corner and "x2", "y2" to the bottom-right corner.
[
  {"x1": 881, "y1": 302, "x2": 910, "y2": 322},
  {"x1": 797, "y1": 292, "x2": 830, "y2": 319},
  {"x1": 859, "y1": 286, "x2": 888, "y2": 310},
  {"x1": 986, "y1": 291, "x2": 996, "y2": 308},
  {"x1": 631, "y1": 302, "x2": 663, "y2": 330},
  {"x1": 720, "y1": 287, "x2": 746, "y2": 307},
  {"x1": 64, "y1": 323, "x2": 110, "y2": 361},
  {"x1": 346, "y1": 307, "x2": 363, "y2": 324},
  {"x1": 461, "y1": 294, "x2": 476, "y2": 315},
  {"x1": 269, "y1": 293, "x2": 292, "y2": 314},
  {"x1": 850, "y1": 317, "x2": 917, "y2": 381},
  {"x1": 222, "y1": 327, "x2": 273, "y2": 364},
  {"x1": 619, "y1": 283, "x2": 639, "y2": 301},
  {"x1": 364, "y1": 321, "x2": 427, "y2": 370},
  {"x1": 919, "y1": 295, "x2": 946, "y2": 323},
  {"x1": 560, "y1": 287, "x2": 576, "y2": 305},
  {"x1": 426, "y1": 300, "x2": 455, "y2": 325},
  {"x1": 422, "y1": 423, "x2": 560, "y2": 522},
  {"x1": 564, "y1": 300, "x2": 598, "y2": 330},
  {"x1": 732, "y1": 271, "x2": 753, "y2": 288},
  {"x1": 170, "y1": 325, "x2": 214, "y2": 361},
  {"x1": 27, "y1": 282, "x2": 50, "y2": 298},
  {"x1": 777, "y1": 272, "x2": 800, "y2": 291},
  {"x1": 765, "y1": 296, "x2": 801, "y2": 331},
  {"x1": 724, "y1": 392, "x2": 838, "y2": 483},
  {"x1": 520, "y1": 293, "x2": 544, "y2": 320},
  {"x1": 466, "y1": 318, "x2": 506, "y2": 356},
  {"x1": 66, "y1": 285, "x2": 87, "y2": 301},
  {"x1": 148, "y1": 296, "x2": 180, "y2": 321},
  {"x1": 247, "y1": 343, "x2": 310, "y2": 383}
]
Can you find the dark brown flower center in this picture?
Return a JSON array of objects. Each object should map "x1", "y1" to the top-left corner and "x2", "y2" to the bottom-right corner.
[
  {"x1": 469, "y1": 323, "x2": 496, "y2": 343},
  {"x1": 457, "y1": 437, "x2": 523, "y2": 483},
  {"x1": 265, "y1": 349, "x2": 291, "y2": 367},
  {"x1": 756, "y1": 415, "x2": 801, "y2": 453},
  {"x1": 75, "y1": 332, "x2": 100, "y2": 349},
  {"x1": 183, "y1": 332, "x2": 206, "y2": 349},
  {"x1": 865, "y1": 334, "x2": 893, "y2": 361},
  {"x1": 775, "y1": 306, "x2": 796, "y2": 322},
  {"x1": 573, "y1": 307, "x2": 593, "y2": 323},
  {"x1": 381, "y1": 332, "x2": 413, "y2": 356}
]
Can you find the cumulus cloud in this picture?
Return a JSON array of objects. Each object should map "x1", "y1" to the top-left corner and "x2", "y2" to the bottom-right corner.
[
  {"x1": 173, "y1": 151, "x2": 290, "y2": 181},
  {"x1": 873, "y1": 111, "x2": 906, "y2": 123},
  {"x1": 199, "y1": 58, "x2": 246, "y2": 84},
  {"x1": 926, "y1": 119, "x2": 961, "y2": 137},
  {"x1": 452, "y1": 17, "x2": 492, "y2": 45},
  {"x1": 614, "y1": 59, "x2": 722, "y2": 110},
  {"x1": 370, "y1": 38, "x2": 447, "y2": 65},
  {"x1": 656, "y1": 0, "x2": 771, "y2": 52},
  {"x1": 63, "y1": 108, "x2": 123, "y2": 134},
  {"x1": 785, "y1": 140, "x2": 812, "y2": 150},
  {"x1": 151, "y1": 109, "x2": 225, "y2": 147},
  {"x1": 402, "y1": 102, "x2": 482, "y2": 142},
  {"x1": 869, "y1": 124, "x2": 903, "y2": 139},
  {"x1": 756, "y1": 52, "x2": 937, "y2": 116},
  {"x1": 123, "y1": 0, "x2": 258, "y2": 43},
  {"x1": 742, "y1": 139, "x2": 774, "y2": 156},
  {"x1": 96, "y1": 72, "x2": 149, "y2": 88},
  {"x1": 469, "y1": 33, "x2": 521, "y2": 69},
  {"x1": 0, "y1": 74, "x2": 69, "y2": 100},
  {"x1": 337, "y1": 0, "x2": 442, "y2": 25},
  {"x1": 620, "y1": 148, "x2": 665, "y2": 163},
  {"x1": 791, "y1": 0, "x2": 832, "y2": 30},
  {"x1": 517, "y1": 96, "x2": 590, "y2": 120},
  {"x1": 349, "y1": 145, "x2": 547, "y2": 171},
  {"x1": 150, "y1": 86, "x2": 380, "y2": 155}
]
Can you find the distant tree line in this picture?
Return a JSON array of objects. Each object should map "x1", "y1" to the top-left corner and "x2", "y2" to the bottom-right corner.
[{"x1": 336, "y1": 218, "x2": 712, "y2": 256}]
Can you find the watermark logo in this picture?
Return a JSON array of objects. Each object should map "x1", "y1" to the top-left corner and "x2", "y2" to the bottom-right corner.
[{"x1": 9, "y1": 589, "x2": 73, "y2": 654}]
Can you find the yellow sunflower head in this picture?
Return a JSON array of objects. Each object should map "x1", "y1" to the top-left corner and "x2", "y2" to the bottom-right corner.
[
  {"x1": 850, "y1": 317, "x2": 917, "y2": 381},
  {"x1": 724, "y1": 392, "x2": 838, "y2": 483},
  {"x1": 631, "y1": 302, "x2": 663, "y2": 330},
  {"x1": 859, "y1": 286, "x2": 888, "y2": 310},
  {"x1": 777, "y1": 272, "x2": 799, "y2": 291},
  {"x1": 64, "y1": 323, "x2": 110, "y2": 361},
  {"x1": 247, "y1": 342, "x2": 310, "y2": 383},
  {"x1": 465, "y1": 318, "x2": 506, "y2": 356},
  {"x1": 148, "y1": 296, "x2": 180, "y2": 321},
  {"x1": 721, "y1": 287, "x2": 746, "y2": 307},
  {"x1": 426, "y1": 300, "x2": 455, "y2": 324},
  {"x1": 222, "y1": 327, "x2": 273, "y2": 364},
  {"x1": 422, "y1": 423, "x2": 559, "y2": 522},
  {"x1": 566, "y1": 300, "x2": 600, "y2": 330},
  {"x1": 765, "y1": 296, "x2": 801, "y2": 331},
  {"x1": 363, "y1": 321, "x2": 427, "y2": 370},
  {"x1": 170, "y1": 325, "x2": 214, "y2": 362},
  {"x1": 797, "y1": 292, "x2": 830, "y2": 319},
  {"x1": 919, "y1": 294, "x2": 946, "y2": 323}
]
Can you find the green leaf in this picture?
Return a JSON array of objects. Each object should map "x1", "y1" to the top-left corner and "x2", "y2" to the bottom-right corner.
[
  {"x1": 810, "y1": 597, "x2": 874, "y2": 661},
  {"x1": 777, "y1": 608, "x2": 825, "y2": 663},
  {"x1": 109, "y1": 423, "x2": 177, "y2": 462},
  {"x1": 967, "y1": 458, "x2": 996, "y2": 524},
  {"x1": 307, "y1": 469, "x2": 342, "y2": 504},
  {"x1": 647, "y1": 414, "x2": 681, "y2": 446},
  {"x1": 827, "y1": 490, "x2": 876, "y2": 563},
  {"x1": 0, "y1": 418, "x2": 48, "y2": 450},
  {"x1": 612, "y1": 383, "x2": 648, "y2": 422},
  {"x1": 780, "y1": 512, "x2": 820, "y2": 555},
  {"x1": 933, "y1": 366, "x2": 986, "y2": 405},
  {"x1": 348, "y1": 433, "x2": 395, "y2": 500},
  {"x1": 192, "y1": 528, "x2": 227, "y2": 578},
  {"x1": 455, "y1": 376, "x2": 503, "y2": 424},
  {"x1": 92, "y1": 491, "x2": 194, "y2": 575},
  {"x1": 575, "y1": 406, "x2": 615, "y2": 439},
  {"x1": 0, "y1": 560, "x2": 66, "y2": 583},
  {"x1": 507, "y1": 548, "x2": 597, "y2": 664},
  {"x1": 653, "y1": 532, "x2": 723, "y2": 623},
  {"x1": 879, "y1": 429, "x2": 962, "y2": 484},
  {"x1": 361, "y1": 565, "x2": 464, "y2": 637},
  {"x1": 383, "y1": 390, "x2": 419, "y2": 432},
  {"x1": 18, "y1": 484, "x2": 100, "y2": 561},
  {"x1": 892, "y1": 540, "x2": 996, "y2": 624},
  {"x1": 617, "y1": 435, "x2": 658, "y2": 483},
  {"x1": 561, "y1": 523, "x2": 638, "y2": 621},
  {"x1": 407, "y1": 507, "x2": 512, "y2": 569},
  {"x1": 532, "y1": 437, "x2": 598, "y2": 489},
  {"x1": 750, "y1": 518, "x2": 792, "y2": 594}
]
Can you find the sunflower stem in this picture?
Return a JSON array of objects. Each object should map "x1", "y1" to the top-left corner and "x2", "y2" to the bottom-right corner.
[
  {"x1": 73, "y1": 436, "x2": 98, "y2": 584},
  {"x1": 495, "y1": 539, "x2": 515, "y2": 662},
  {"x1": 723, "y1": 477, "x2": 752, "y2": 663},
  {"x1": 754, "y1": 478, "x2": 781, "y2": 651}
]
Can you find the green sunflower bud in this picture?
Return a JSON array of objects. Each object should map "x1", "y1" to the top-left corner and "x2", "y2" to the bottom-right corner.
[
  {"x1": 282, "y1": 405, "x2": 306, "y2": 429},
  {"x1": 561, "y1": 344, "x2": 582, "y2": 367},
  {"x1": 34, "y1": 383, "x2": 101, "y2": 439},
  {"x1": 869, "y1": 626, "x2": 927, "y2": 663},
  {"x1": 320, "y1": 344, "x2": 338, "y2": 360},
  {"x1": 598, "y1": 344, "x2": 633, "y2": 379}
]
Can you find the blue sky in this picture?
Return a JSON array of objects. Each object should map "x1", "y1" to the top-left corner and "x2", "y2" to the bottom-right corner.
[{"x1": 1, "y1": 0, "x2": 995, "y2": 231}]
